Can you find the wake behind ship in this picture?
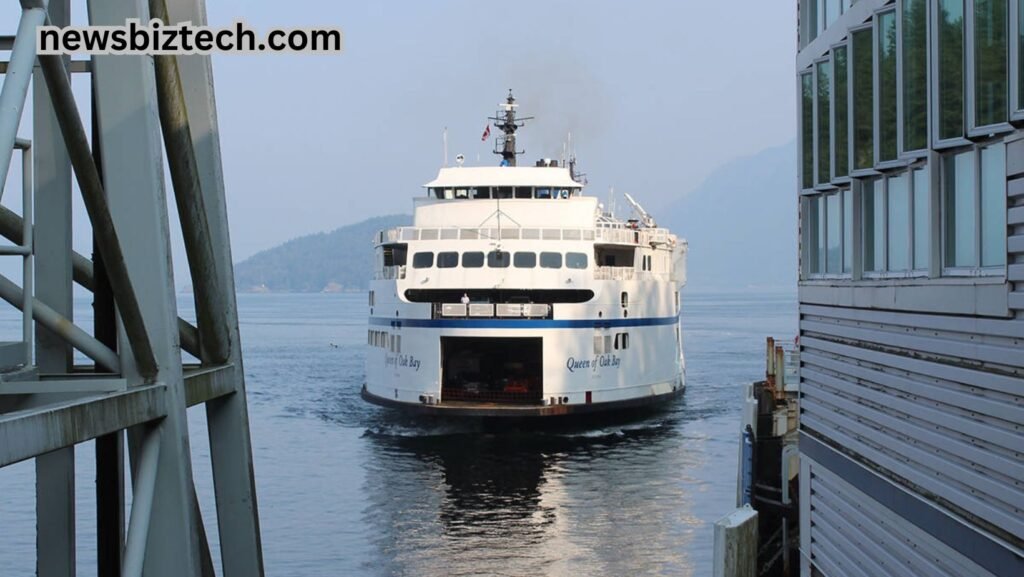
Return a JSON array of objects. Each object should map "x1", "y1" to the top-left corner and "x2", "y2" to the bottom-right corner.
[{"x1": 362, "y1": 91, "x2": 687, "y2": 417}]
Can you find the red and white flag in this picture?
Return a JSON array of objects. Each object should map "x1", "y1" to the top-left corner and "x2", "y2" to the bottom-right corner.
[{"x1": 480, "y1": 124, "x2": 491, "y2": 141}]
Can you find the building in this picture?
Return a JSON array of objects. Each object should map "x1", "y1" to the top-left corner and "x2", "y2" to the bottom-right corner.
[{"x1": 795, "y1": 1, "x2": 1023, "y2": 576}]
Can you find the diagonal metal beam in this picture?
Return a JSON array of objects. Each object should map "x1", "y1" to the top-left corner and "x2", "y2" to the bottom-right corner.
[
  {"x1": 36, "y1": 51, "x2": 159, "y2": 381},
  {"x1": 149, "y1": 0, "x2": 230, "y2": 366}
]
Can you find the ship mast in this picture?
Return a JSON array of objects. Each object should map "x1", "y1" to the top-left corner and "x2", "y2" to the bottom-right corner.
[{"x1": 489, "y1": 89, "x2": 533, "y2": 167}]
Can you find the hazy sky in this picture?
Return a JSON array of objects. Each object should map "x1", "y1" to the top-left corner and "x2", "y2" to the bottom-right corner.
[{"x1": 2, "y1": 0, "x2": 796, "y2": 287}]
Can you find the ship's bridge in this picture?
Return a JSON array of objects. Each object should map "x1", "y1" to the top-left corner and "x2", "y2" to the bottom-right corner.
[{"x1": 423, "y1": 166, "x2": 582, "y2": 200}]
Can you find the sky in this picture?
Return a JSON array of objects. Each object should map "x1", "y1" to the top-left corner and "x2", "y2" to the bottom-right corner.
[{"x1": 2, "y1": 0, "x2": 796, "y2": 288}]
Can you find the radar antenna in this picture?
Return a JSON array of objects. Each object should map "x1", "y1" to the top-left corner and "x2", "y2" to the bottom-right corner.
[
  {"x1": 488, "y1": 89, "x2": 533, "y2": 167},
  {"x1": 623, "y1": 192, "x2": 656, "y2": 228}
]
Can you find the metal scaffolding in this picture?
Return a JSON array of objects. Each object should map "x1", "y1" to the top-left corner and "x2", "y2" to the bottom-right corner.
[{"x1": 0, "y1": 1, "x2": 264, "y2": 576}]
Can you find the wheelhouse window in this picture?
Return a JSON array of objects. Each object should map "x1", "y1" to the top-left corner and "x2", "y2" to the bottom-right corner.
[
  {"x1": 973, "y1": 0, "x2": 1009, "y2": 128},
  {"x1": 535, "y1": 188, "x2": 552, "y2": 199},
  {"x1": 539, "y1": 252, "x2": 562, "y2": 269},
  {"x1": 513, "y1": 252, "x2": 536, "y2": 268},
  {"x1": 852, "y1": 27, "x2": 874, "y2": 170},
  {"x1": 472, "y1": 187, "x2": 491, "y2": 199},
  {"x1": 566, "y1": 252, "x2": 588, "y2": 269},
  {"x1": 412, "y1": 252, "x2": 434, "y2": 269},
  {"x1": 833, "y1": 45, "x2": 850, "y2": 179},
  {"x1": 514, "y1": 187, "x2": 532, "y2": 199},
  {"x1": 494, "y1": 187, "x2": 513, "y2": 199},
  {"x1": 938, "y1": 0, "x2": 966, "y2": 141},
  {"x1": 878, "y1": 10, "x2": 898, "y2": 162},
  {"x1": 437, "y1": 251, "x2": 458, "y2": 268},
  {"x1": 801, "y1": 71, "x2": 814, "y2": 189},
  {"x1": 462, "y1": 252, "x2": 484, "y2": 268},
  {"x1": 817, "y1": 59, "x2": 832, "y2": 184},
  {"x1": 487, "y1": 251, "x2": 511, "y2": 268},
  {"x1": 902, "y1": 0, "x2": 929, "y2": 152}
]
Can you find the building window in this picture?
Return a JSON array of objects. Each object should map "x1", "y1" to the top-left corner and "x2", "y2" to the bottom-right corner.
[
  {"x1": 817, "y1": 59, "x2": 832, "y2": 184},
  {"x1": 801, "y1": 71, "x2": 815, "y2": 188},
  {"x1": 902, "y1": 0, "x2": 929, "y2": 151},
  {"x1": 834, "y1": 45, "x2": 850, "y2": 178},
  {"x1": 826, "y1": 193, "x2": 842, "y2": 273},
  {"x1": 852, "y1": 28, "x2": 875, "y2": 170},
  {"x1": 807, "y1": 196, "x2": 824, "y2": 275},
  {"x1": 1018, "y1": 0, "x2": 1024, "y2": 113},
  {"x1": 826, "y1": 0, "x2": 842, "y2": 29},
  {"x1": 974, "y1": 0, "x2": 1009, "y2": 127},
  {"x1": 912, "y1": 167, "x2": 931, "y2": 269},
  {"x1": 938, "y1": 0, "x2": 966, "y2": 140},
  {"x1": 980, "y1": 144, "x2": 1007, "y2": 266},
  {"x1": 843, "y1": 188, "x2": 853, "y2": 273},
  {"x1": 878, "y1": 10, "x2": 899, "y2": 162},
  {"x1": 888, "y1": 172, "x2": 911, "y2": 271},
  {"x1": 943, "y1": 149, "x2": 977, "y2": 267},
  {"x1": 864, "y1": 178, "x2": 886, "y2": 272}
]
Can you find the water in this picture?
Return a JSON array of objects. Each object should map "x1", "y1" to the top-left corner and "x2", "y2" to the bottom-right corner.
[{"x1": 0, "y1": 291, "x2": 796, "y2": 576}]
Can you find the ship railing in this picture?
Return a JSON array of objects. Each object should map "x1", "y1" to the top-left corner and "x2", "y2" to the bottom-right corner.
[
  {"x1": 375, "y1": 226, "x2": 674, "y2": 246},
  {"x1": 432, "y1": 302, "x2": 552, "y2": 319},
  {"x1": 374, "y1": 265, "x2": 406, "y2": 280},
  {"x1": 593, "y1": 267, "x2": 669, "y2": 281}
]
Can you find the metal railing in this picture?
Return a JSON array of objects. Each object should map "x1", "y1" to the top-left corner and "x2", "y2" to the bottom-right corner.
[{"x1": 376, "y1": 225, "x2": 675, "y2": 247}]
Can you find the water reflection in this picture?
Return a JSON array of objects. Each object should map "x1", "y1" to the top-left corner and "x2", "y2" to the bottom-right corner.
[{"x1": 360, "y1": 407, "x2": 699, "y2": 576}]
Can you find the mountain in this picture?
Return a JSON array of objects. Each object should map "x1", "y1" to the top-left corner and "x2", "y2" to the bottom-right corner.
[
  {"x1": 659, "y1": 141, "x2": 798, "y2": 293},
  {"x1": 234, "y1": 214, "x2": 410, "y2": 292}
]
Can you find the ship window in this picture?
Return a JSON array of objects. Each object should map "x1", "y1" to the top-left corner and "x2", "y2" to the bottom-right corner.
[
  {"x1": 593, "y1": 334, "x2": 604, "y2": 354},
  {"x1": 614, "y1": 333, "x2": 629, "y2": 350},
  {"x1": 536, "y1": 187, "x2": 552, "y2": 199},
  {"x1": 621, "y1": 292, "x2": 628, "y2": 307},
  {"x1": 472, "y1": 187, "x2": 490, "y2": 199},
  {"x1": 462, "y1": 251, "x2": 485, "y2": 268},
  {"x1": 412, "y1": 252, "x2": 434, "y2": 269},
  {"x1": 437, "y1": 251, "x2": 459, "y2": 268},
  {"x1": 487, "y1": 251, "x2": 511, "y2": 268},
  {"x1": 382, "y1": 244, "x2": 407, "y2": 267},
  {"x1": 454, "y1": 188, "x2": 470, "y2": 199},
  {"x1": 369, "y1": 290, "x2": 375, "y2": 306},
  {"x1": 443, "y1": 188, "x2": 455, "y2": 199},
  {"x1": 514, "y1": 252, "x2": 536, "y2": 268},
  {"x1": 540, "y1": 252, "x2": 562, "y2": 269},
  {"x1": 514, "y1": 187, "x2": 532, "y2": 199},
  {"x1": 494, "y1": 187, "x2": 513, "y2": 199},
  {"x1": 566, "y1": 252, "x2": 588, "y2": 269},
  {"x1": 604, "y1": 335, "x2": 612, "y2": 352}
]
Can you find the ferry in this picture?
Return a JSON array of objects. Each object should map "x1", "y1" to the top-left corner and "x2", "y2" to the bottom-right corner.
[{"x1": 362, "y1": 92, "x2": 687, "y2": 417}]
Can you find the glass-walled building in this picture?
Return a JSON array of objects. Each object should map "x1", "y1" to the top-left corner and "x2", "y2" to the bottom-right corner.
[{"x1": 795, "y1": 1, "x2": 1023, "y2": 576}]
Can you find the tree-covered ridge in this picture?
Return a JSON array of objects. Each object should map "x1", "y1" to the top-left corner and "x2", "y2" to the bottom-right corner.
[{"x1": 233, "y1": 214, "x2": 410, "y2": 292}]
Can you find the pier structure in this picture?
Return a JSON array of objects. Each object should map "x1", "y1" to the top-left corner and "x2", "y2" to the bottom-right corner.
[
  {"x1": 796, "y1": 1, "x2": 1022, "y2": 576},
  {"x1": 0, "y1": 1, "x2": 263, "y2": 576}
]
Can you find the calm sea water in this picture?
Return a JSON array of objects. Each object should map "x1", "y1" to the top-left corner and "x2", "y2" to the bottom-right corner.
[{"x1": 0, "y1": 291, "x2": 795, "y2": 576}]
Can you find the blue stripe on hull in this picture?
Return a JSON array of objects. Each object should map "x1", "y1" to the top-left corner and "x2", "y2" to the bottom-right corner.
[{"x1": 367, "y1": 315, "x2": 679, "y2": 329}]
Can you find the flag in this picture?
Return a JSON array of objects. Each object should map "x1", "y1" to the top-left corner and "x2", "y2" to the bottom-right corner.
[{"x1": 481, "y1": 124, "x2": 491, "y2": 141}]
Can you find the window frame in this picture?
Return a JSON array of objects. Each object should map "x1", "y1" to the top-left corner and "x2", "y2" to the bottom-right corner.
[
  {"x1": 898, "y1": 0, "x2": 932, "y2": 158},
  {"x1": 939, "y1": 142, "x2": 1007, "y2": 276},
  {"x1": 803, "y1": 189, "x2": 853, "y2": 280},
  {"x1": 966, "y1": 0, "x2": 1016, "y2": 137},
  {"x1": 876, "y1": 7, "x2": 907, "y2": 170},
  {"x1": 932, "y1": 0, "x2": 974, "y2": 149},
  {"x1": 815, "y1": 55, "x2": 838, "y2": 189},
  {"x1": 1011, "y1": 0, "x2": 1023, "y2": 119},
  {"x1": 851, "y1": 22, "x2": 883, "y2": 177},
  {"x1": 800, "y1": 68, "x2": 816, "y2": 190},
  {"x1": 831, "y1": 40, "x2": 853, "y2": 184}
]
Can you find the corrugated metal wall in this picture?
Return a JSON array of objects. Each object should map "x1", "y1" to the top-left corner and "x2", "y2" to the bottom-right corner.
[
  {"x1": 801, "y1": 456, "x2": 994, "y2": 577},
  {"x1": 799, "y1": 135, "x2": 1024, "y2": 576}
]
